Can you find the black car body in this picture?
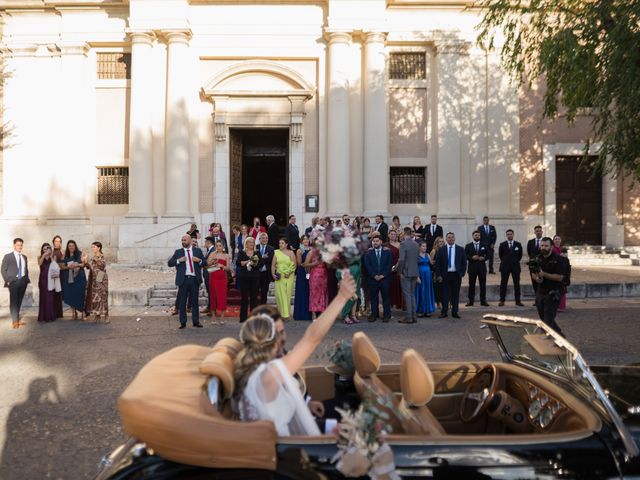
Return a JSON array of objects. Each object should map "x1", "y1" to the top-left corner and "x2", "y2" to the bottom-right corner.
[{"x1": 96, "y1": 314, "x2": 640, "y2": 479}]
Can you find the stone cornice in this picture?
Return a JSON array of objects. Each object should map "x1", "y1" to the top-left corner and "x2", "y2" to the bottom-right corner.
[{"x1": 0, "y1": 1, "x2": 128, "y2": 10}]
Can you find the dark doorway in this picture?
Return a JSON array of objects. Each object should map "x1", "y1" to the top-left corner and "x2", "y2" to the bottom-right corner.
[
  {"x1": 229, "y1": 128, "x2": 289, "y2": 229},
  {"x1": 555, "y1": 155, "x2": 602, "y2": 245}
]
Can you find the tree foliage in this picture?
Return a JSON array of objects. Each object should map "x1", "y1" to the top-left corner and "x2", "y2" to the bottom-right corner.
[{"x1": 477, "y1": 0, "x2": 640, "y2": 180}]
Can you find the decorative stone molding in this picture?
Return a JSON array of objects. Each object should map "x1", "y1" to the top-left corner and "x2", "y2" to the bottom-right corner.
[
  {"x1": 324, "y1": 30, "x2": 352, "y2": 45},
  {"x1": 161, "y1": 29, "x2": 193, "y2": 45},
  {"x1": 2, "y1": 43, "x2": 38, "y2": 57},
  {"x1": 212, "y1": 96, "x2": 228, "y2": 142},
  {"x1": 289, "y1": 96, "x2": 305, "y2": 142},
  {"x1": 57, "y1": 42, "x2": 90, "y2": 56},
  {"x1": 126, "y1": 30, "x2": 155, "y2": 46},
  {"x1": 363, "y1": 31, "x2": 387, "y2": 45}
]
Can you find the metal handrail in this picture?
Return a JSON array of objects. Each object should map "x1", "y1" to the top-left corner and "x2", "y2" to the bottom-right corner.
[{"x1": 134, "y1": 221, "x2": 192, "y2": 244}]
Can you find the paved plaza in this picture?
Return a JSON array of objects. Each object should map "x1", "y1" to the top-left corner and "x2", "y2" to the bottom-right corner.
[{"x1": 1, "y1": 297, "x2": 640, "y2": 479}]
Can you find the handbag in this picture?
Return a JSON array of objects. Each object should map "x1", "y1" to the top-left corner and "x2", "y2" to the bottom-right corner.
[{"x1": 95, "y1": 270, "x2": 106, "y2": 283}]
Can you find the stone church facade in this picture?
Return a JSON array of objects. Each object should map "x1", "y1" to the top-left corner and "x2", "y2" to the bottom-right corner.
[{"x1": 1, "y1": 0, "x2": 638, "y2": 262}]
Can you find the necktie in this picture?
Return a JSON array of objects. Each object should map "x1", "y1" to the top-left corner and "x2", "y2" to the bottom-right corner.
[
  {"x1": 17, "y1": 255, "x2": 22, "y2": 279},
  {"x1": 448, "y1": 246, "x2": 453, "y2": 269},
  {"x1": 485, "y1": 225, "x2": 489, "y2": 235},
  {"x1": 376, "y1": 249, "x2": 381, "y2": 269},
  {"x1": 431, "y1": 225, "x2": 435, "y2": 236},
  {"x1": 536, "y1": 239, "x2": 539, "y2": 249},
  {"x1": 261, "y1": 246, "x2": 265, "y2": 256},
  {"x1": 475, "y1": 243, "x2": 479, "y2": 254},
  {"x1": 509, "y1": 242, "x2": 513, "y2": 249},
  {"x1": 186, "y1": 249, "x2": 193, "y2": 274}
]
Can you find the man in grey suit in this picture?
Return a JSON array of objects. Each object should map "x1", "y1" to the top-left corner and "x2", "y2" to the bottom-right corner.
[
  {"x1": 1, "y1": 238, "x2": 31, "y2": 329},
  {"x1": 397, "y1": 227, "x2": 420, "y2": 324}
]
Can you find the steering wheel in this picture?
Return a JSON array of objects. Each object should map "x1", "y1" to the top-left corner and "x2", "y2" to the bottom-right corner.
[{"x1": 460, "y1": 364, "x2": 500, "y2": 423}]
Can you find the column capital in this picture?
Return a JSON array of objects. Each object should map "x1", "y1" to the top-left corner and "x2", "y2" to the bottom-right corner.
[
  {"x1": 362, "y1": 31, "x2": 387, "y2": 44},
  {"x1": 323, "y1": 29, "x2": 352, "y2": 45},
  {"x1": 160, "y1": 29, "x2": 193, "y2": 45},
  {"x1": 126, "y1": 30, "x2": 156, "y2": 46}
]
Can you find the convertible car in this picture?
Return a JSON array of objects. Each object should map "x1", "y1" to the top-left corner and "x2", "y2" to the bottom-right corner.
[{"x1": 95, "y1": 314, "x2": 640, "y2": 479}]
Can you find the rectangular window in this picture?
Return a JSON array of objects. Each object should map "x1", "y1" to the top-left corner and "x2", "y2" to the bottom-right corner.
[
  {"x1": 390, "y1": 167, "x2": 426, "y2": 204},
  {"x1": 389, "y1": 52, "x2": 426, "y2": 80},
  {"x1": 97, "y1": 52, "x2": 131, "y2": 80},
  {"x1": 97, "y1": 166, "x2": 129, "y2": 204}
]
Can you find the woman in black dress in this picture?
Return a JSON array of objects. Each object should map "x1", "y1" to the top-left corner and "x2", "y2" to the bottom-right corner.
[{"x1": 236, "y1": 236, "x2": 261, "y2": 322}]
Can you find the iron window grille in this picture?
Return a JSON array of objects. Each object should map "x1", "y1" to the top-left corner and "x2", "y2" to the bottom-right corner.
[
  {"x1": 97, "y1": 166, "x2": 129, "y2": 204},
  {"x1": 390, "y1": 167, "x2": 426, "y2": 204},
  {"x1": 389, "y1": 52, "x2": 426, "y2": 80},
  {"x1": 97, "y1": 52, "x2": 131, "y2": 80}
]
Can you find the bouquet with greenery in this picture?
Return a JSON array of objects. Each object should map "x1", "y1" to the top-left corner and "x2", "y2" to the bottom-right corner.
[{"x1": 324, "y1": 339, "x2": 355, "y2": 376}]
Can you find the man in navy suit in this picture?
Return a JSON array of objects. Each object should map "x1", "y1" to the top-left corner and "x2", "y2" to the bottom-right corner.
[
  {"x1": 257, "y1": 232, "x2": 275, "y2": 305},
  {"x1": 1, "y1": 238, "x2": 31, "y2": 329},
  {"x1": 465, "y1": 231, "x2": 489, "y2": 307},
  {"x1": 435, "y1": 232, "x2": 467, "y2": 318},
  {"x1": 478, "y1": 216, "x2": 497, "y2": 274},
  {"x1": 364, "y1": 233, "x2": 393, "y2": 322},
  {"x1": 498, "y1": 229, "x2": 524, "y2": 307},
  {"x1": 168, "y1": 234, "x2": 205, "y2": 329}
]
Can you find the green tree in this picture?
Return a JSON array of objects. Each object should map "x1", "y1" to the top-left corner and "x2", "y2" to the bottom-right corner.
[{"x1": 477, "y1": 0, "x2": 640, "y2": 180}]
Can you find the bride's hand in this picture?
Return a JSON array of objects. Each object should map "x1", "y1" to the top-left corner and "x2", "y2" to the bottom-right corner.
[{"x1": 338, "y1": 272, "x2": 356, "y2": 301}]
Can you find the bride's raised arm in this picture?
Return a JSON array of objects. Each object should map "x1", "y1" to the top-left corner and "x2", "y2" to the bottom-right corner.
[{"x1": 282, "y1": 272, "x2": 356, "y2": 375}]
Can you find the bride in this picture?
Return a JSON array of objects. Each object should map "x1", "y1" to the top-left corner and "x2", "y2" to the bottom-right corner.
[{"x1": 233, "y1": 271, "x2": 357, "y2": 436}]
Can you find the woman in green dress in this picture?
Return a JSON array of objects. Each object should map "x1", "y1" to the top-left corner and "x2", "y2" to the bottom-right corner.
[
  {"x1": 271, "y1": 237, "x2": 297, "y2": 320},
  {"x1": 337, "y1": 261, "x2": 361, "y2": 324}
]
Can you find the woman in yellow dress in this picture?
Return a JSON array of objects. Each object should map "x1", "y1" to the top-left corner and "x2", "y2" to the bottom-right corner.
[{"x1": 271, "y1": 237, "x2": 297, "y2": 320}]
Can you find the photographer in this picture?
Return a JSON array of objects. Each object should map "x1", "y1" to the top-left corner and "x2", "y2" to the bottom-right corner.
[{"x1": 530, "y1": 237, "x2": 569, "y2": 336}]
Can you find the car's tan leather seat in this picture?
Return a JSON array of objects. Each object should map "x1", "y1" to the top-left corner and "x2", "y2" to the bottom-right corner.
[
  {"x1": 399, "y1": 349, "x2": 445, "y2": 435},
  {"x1": 352, "y1": 332, "x2": 405, "y2": 433}
]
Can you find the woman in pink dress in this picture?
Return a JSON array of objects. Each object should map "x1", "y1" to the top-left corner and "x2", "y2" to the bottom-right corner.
[
  {"x1": 307, "y1": 242, "x2": 328, "y2": 319},
  {"x1": 552, "y1": 235, "x2": 567, "y2": 311}
]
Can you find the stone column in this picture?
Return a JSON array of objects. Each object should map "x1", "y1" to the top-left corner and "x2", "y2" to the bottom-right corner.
[
  {"x1": 325, "y1": 31, "x2": 352, "y2": 216},
  {"x1": 164, "y1": 29, "x2": 192, "y2": 217},
  {"x1": 126, "y1": 31, "x2": 155, "y2": 217},
  {"x1": 363, "y1": 31, "x2": 389, "y2": 216}
]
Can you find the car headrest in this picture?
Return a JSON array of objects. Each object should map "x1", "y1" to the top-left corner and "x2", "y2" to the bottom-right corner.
[
  {"x1": 352, "y1": 332, "x2": 380, "y2": 378},
  {"x1": 199, "y1": 337, "x2": 243, "y2": 399},
  {"x1": 400, "y1": 349, "x2": 435, "y2": 407}
]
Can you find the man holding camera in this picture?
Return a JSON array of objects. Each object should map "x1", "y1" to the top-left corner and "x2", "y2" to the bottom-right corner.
[{"x1": 530, "y1": 237, "x2": 569, "y2": 336}]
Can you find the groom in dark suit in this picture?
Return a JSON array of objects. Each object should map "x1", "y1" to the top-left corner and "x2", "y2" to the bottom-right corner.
[
  {"x1": 1, "y1": 238, "x2": 31, "y2": 329},
  {"x1": 465, "y1": 231, "x2": 489, "y2": 306},
  {"x1": 169, "y1": 234, "x2": 205, "y2": 329},
  {"x1": 425, "y1": 215, "x2": 444, "y2": 252},
  {"x1": 435, "y1": 232, "x2": 467, "y2": 318}
]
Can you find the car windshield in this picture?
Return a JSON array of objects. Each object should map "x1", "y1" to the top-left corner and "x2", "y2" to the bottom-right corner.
[{"x1": 482, "y1": 314, "x2": 639, "y2": 458}]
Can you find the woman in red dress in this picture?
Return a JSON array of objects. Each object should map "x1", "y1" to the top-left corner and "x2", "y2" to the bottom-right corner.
[
  {"x1": 386, "y1": 229, "x2": 403, "y2": 310},
  {"x1": 307, "y1": 242, "x2": 328, "y2": 319},
  {"x1": 208, "y1": 240, "x2": 231, "y2": 324}
]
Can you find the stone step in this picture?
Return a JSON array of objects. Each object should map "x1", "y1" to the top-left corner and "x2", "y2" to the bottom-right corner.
[{"x1": 149, "y1": 297, "x2": 209, "y2": 307}]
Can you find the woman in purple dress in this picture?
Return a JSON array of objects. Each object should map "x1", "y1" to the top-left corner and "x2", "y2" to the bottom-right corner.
[{"x1": 37, "y1": 243, "x2": 58, "y2": 323}]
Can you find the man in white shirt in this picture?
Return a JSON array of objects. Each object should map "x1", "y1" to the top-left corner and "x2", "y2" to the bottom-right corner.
[
  {"x1": 1, "y1": 238, "x2": 31, "y2": 329},
  {"x1": 168, "y1": 234, "x2": 205, "y2": 329}
]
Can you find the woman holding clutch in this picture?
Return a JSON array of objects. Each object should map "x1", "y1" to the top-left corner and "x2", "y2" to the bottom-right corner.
[
  {"x1": 236, "y1": 236, "x2": 260, "y2": 322},
  {"x1": 60, "y1": 240, "x2": 87, "y2": 320},
  {"x1": 83, "y1": 241, "x2": 109, "y2": 323},
  {"x1": 208, "y1": 240, "x2": 231, "y2": 324},
  {"x1": 272, "y1": 237, "x2": 296, "y2": 321}
]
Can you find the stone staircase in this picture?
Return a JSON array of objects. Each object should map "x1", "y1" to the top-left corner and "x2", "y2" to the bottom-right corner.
[
  {"x1": 149, "y1": 282, "x2": 282, "y2": 307},
  {"x1": 565, "y1": 246, "x2": 639, "y2": 266}
]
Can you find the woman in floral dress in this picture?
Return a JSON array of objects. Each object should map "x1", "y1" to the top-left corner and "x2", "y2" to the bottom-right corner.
[
  {"x1": 307, "y1": 241, "x2": 328, "y2": 319},
  {"x1": 84, "y1": 241, "x2": 109, "y2": 323}
]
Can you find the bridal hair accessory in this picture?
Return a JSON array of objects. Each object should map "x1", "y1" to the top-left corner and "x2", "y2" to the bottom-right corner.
[{"x1": 239, "y1": 314, "x2": 276, "y2": 344}]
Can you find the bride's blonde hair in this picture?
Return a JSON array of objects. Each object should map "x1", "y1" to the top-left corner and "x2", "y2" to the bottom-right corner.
[{"x1": 233, "y1": 315, "x2": 279, "y2": 401}]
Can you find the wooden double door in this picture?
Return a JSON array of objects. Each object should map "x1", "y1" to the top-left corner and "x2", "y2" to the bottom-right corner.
[
  {"x1": 555, "y1": 155, "x2": 602, "y2": 245},
  {"x1": 229, "y1": 128, "x2": 289, "y2": 229}
]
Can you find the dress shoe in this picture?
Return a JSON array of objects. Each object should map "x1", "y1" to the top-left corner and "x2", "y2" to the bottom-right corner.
[
  {"x1": 452, "y1": 313, "x2": 461, "y2": 319},
  {"x1": 489, "y1": 271, "x2": 496, "y2": 274},
  {"x1": 12, "y1": 322, "x2": 19, "y2": 329},
  {"x1": 481, "y1": 302, "x2": 490, "y2": 307},
  {"x1": 465, "y1": 302, "x2": 473, "y2": 307},
  {"x1": 498, "y1": 301, "x2": 505, "y2": 306},
  {"x1": 398, "y1": 318, "x2": 413, "y2": 324},
  {"x1": 368, "y1": 316, "x2": 378, "y2": 322},
  {"x1": 17, "y1": 320, "x2": 26, "y2": 326},
  {"x1": 515, "y1": 301, "x2": 525, "y2": 307},
  {"x1": 382, "y1": 316, "x2": 391, "y2": 323},
  {"x1": 178, "y1": 324, "x2": 186, "y2": 329},
  {"x1": 438, "y1": 313, "x2": 448, "y2": 318},
  {"x1": 193, "y1": 323, "x2": 204, "y2": 328}
]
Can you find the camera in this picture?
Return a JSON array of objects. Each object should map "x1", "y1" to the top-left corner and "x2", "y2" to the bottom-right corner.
[{"x1": 527, "y1": 254, "x2": 544, "y2": 274}]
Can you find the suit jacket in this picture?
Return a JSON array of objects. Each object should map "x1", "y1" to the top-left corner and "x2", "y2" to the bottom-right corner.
[
  {"x1": 168, "y1": 247, "x2": 205, "y2": 286},
  {"x1": 435, "y1": 244, "x2": 467, "y2": 278},
  {"x1": 364, "y1": 247, "x2": 393, "y2": 285},
  {"x1": 1, "y1": 252, "x2": 30, "y2": 287},
  {"x1": 285, "y1": 223, "x2": 301, "y2": 250},
  {"x1": 425, "y1": 224, "x2": 444, "y2": 251},
  {"x1": 526, "y1": 237, "x2": 542, "y2": 259},
  {"x1": 478, "y1": 224, "x2": 497, "y2": 247},
  {"x1": 465, "y1": 242, "x2": 488, "y2": 274},
  {"x1": 397, "y1": 239, "x2": 420, "y2": 277},
  {"x1": 202, "y1": 247, "x2": 215, "y2": 282},
  {"x1": 267, "y1": 222, "x2": 280, "y2": 250},
  {"x1": 498, "y1": 240, "x2": 523, "y2": 273},
  {"x1": 373, "y1": 222, "x2": 389, "y2": 243},
  {"x1": 256, "y1": 243, "x2": 275, "y2": 273}
]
